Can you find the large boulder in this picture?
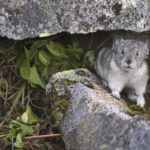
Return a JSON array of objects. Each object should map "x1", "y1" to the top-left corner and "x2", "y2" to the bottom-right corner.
[
  {"x1": 0, "y1": 0, "x2": 150, "y2": 39},
  {"x1": 46, "y1": 68, "x2": 150, "y2": 150}
]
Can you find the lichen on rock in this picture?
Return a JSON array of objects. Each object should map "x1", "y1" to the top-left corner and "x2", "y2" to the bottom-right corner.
[{"x1": 46, "y1": 68, "x2": 99, "y2": 98}]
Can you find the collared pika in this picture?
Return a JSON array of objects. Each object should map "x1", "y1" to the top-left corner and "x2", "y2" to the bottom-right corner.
[{"x1": 95, "y1": 36, "x2": 149, "y2": 107}]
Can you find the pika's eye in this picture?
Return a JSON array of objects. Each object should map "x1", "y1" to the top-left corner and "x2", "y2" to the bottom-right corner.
[
  {"x1": 122, "y1": 50, "x2": 124, "y2": 55},
  {"x1": 136, "y1": 52, "x2": 139, "y2": 56}
]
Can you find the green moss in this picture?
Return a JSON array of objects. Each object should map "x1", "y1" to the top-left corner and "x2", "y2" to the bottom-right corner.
[
  {"x1": 128, "y1": 104, "x2": 146, "y2": 116},
  {"x1": 51, "y1": 86, "x2": 59, "y2": 98},
  {"x1": 59, "y1": 78, "x2": 94, "y2": 89},
  {"x1": 130, "y1": 104, "x2": 146, "y2": 112},
  {"x1": 52, "y1": 99, "x2": 68, "y2": 126},
  {"x1": 83, "y1": 80, "x2": 94, "y2": 89},
  {"x1": 62, "y1": 79, "x2": 77, "y2": 85},
  {"x1": 53, "y1": 68, "x2": 94, "y2": 88},
  {"x1": 128, "y1": 110, "x2": 141, "y2": 116}
]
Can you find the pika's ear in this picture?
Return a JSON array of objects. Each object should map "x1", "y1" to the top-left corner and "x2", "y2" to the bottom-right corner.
[{"x1": 112, "y1": 35, "x2": 124, "y2": 51}]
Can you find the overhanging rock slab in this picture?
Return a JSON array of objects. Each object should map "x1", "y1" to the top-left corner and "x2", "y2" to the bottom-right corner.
[{"x1": 0, "y1": 0, "x2": 150, "y2": 39}]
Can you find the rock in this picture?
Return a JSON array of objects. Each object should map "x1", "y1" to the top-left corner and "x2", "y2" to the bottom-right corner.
[
  {"x1": 1, "y1": 0, "x2": 150, "y2": 39},
  {"x1": 46, "y1": 68, "x2": 150, "y2": 150}
]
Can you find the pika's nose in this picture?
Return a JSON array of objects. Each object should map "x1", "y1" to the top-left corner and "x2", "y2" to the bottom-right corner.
[{"x1": 126, "y1": 59, "x2": 131, "y2": 64}]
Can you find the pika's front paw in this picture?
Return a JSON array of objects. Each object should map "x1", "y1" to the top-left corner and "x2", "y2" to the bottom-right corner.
[
  {"x1": 111, "y1": 91, "x2": 120, "y2": 100},
  {"x1": 137, "y1": 96, "x2": 145, "y2": 107}
]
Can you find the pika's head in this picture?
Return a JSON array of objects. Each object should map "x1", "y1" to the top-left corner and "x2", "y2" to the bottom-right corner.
[{"x1": 112, "y1": 36, "x2": 149, "y2": 70}]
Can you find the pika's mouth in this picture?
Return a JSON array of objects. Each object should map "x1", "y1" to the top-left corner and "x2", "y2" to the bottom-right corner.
[{"x1": 123, "y1": 66, "x2": 134, "y2": 70}]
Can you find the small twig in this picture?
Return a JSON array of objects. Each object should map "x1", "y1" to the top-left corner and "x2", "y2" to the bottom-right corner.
[
  {"x1": 96, "y1": 35, "x2": 113, "y2": 51},
  {"x1": 4, "y1": 80, "x2": 8, "y2": 108},
  {"x1": 96, "y1": 32, "x2": 119, "y2": 51},
  {"x1": 88, "y1": 34, "x2": 93, "y2": 50},
  {"x1": 7, "y1": 92, "x2": 18, "y2": 100},
  {"x1": 7, "y1": 83, "x2": 26, "y2": 118},
  {"x1": 22, "y1": 134, "x2": 61, "y2": 140}
]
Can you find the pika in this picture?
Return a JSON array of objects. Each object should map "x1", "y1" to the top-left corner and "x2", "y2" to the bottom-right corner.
[{"x1": 95, "y1": 36, "x2": 149, "y2": 107}]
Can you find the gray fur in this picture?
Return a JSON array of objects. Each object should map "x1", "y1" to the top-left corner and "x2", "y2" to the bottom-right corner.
[{"x1": 95, "y1": 36, "x2": 149, "y2": 107}]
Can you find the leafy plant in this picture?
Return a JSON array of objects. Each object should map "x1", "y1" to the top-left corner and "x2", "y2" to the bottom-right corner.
[
  {"x1": 17, "y1": 40, "x2": 84, "y2": 89},
  {"x1": 2, "y1": 105, "x2": 40, "y2": 149},
  {"x1": 1, "y1": 39, "x2": 84, "y2": 149},
  {"x1": 5, "y1": 117, "x2": 34, "y2": 149},
  {"x1": 21, "y1": 105, "x2": 40, "y2": 124}
]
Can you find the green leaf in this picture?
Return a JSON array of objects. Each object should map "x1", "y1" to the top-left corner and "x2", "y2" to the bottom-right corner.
[
  {"x1": 71, "y1": 62, "x2": 81, "y2": 68},
  {"x1": 17, "y1": 52, "x2": 26, "y2": 69},
  {"x1": 21, "y1": 110, "x2": 28, "y2": 124},
  {"x1": 82, "y1": 51, "x2": 95, "y2": 68},
  {"x1": 24, "y1": 47, "x2": 30, "y2": 65},
  {"x1": 21, "y1": 105, "x2": 40, "y2": 124},
  {"x1": 30, "y1": 40, "x2": 43, "y2": 51},
  {"x1": 10, "y1": 119, "x2": 34, "y2": 137},
  {"x1": 34, "y1": 54, "x2": 41, "y2": 65},
  {"x1": 7, "y1": 118, "x2": 34, "y2": 148},
  {"x1": 41, "y1": 66, "x2": 49, "y2": 77},
  {"x1": 8, "y1": 56, "x2": 17, "y2": 62},
  {"x1": 5, "y1": 139, "x2": 11, "y2": 147},
  {"x1": 20, "y1": 59, "x2": 30, "y2": 80},
  {"x1": 67, "y1": 42, "x2": 83, "y2": 55},
  {"x1": 8, "y1": 129, "x2": 17, "y2": 141},
  {"x1": 30, "y1": 82, "x2": 38, "y2": 88},
  {"x1": 46, "y1": 41, "x2": 67, "y2": 57},
  {"x1": 0, "y1": 134, "x2": 8, "y2": 138},
  {"x1": 72, "y1": 53, "x2": 81, "y2": 60},
  {"x1": 59, "y1": 61, "x2": 71, "y2": 71},
  {"x1": 20, "y1": 124, "x2": 34, "y2": 137},
  {"x1": 29, "y1": 66, "x2": 46, "y2": 89},
  {"x1": 30, "y1": 41, "x2": 44, "y2": 59},
  {"x1": 38, "y1": 51, "x2": 50, "y2": 66},
  {"x1": 13, "y1": 133, "x2": 24, "y2": 148},
  {"x1": 19, "y1": 48, "x2": 30, "y2": 81}
]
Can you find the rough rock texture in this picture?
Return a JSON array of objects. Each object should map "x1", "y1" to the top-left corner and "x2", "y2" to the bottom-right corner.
[
  {"x1": 46, "y1": 68, "x2": 150, "y2": 150},
  {"x1": 1, "y1": 0, "x2": 150, "y2": 39}
]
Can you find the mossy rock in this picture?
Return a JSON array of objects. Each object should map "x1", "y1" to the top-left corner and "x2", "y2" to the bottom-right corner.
[
  {"x1": 128, "y1": 104, "x2": 147, "y2": 116},
  {"x1": 46, "y1": 68, "x2": 100, "y2": 97},
  {"x1": 52, "y1": 99, "x2": 68, "y2": 126}
]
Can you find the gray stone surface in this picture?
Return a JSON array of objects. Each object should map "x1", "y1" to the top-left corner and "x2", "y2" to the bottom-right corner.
[
  {"x1": 46, "y1": 68, "x2": 150, "y2": 150},
  {"x1": 1, "y1": 0, "x2": 150, "y2": 39}
]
